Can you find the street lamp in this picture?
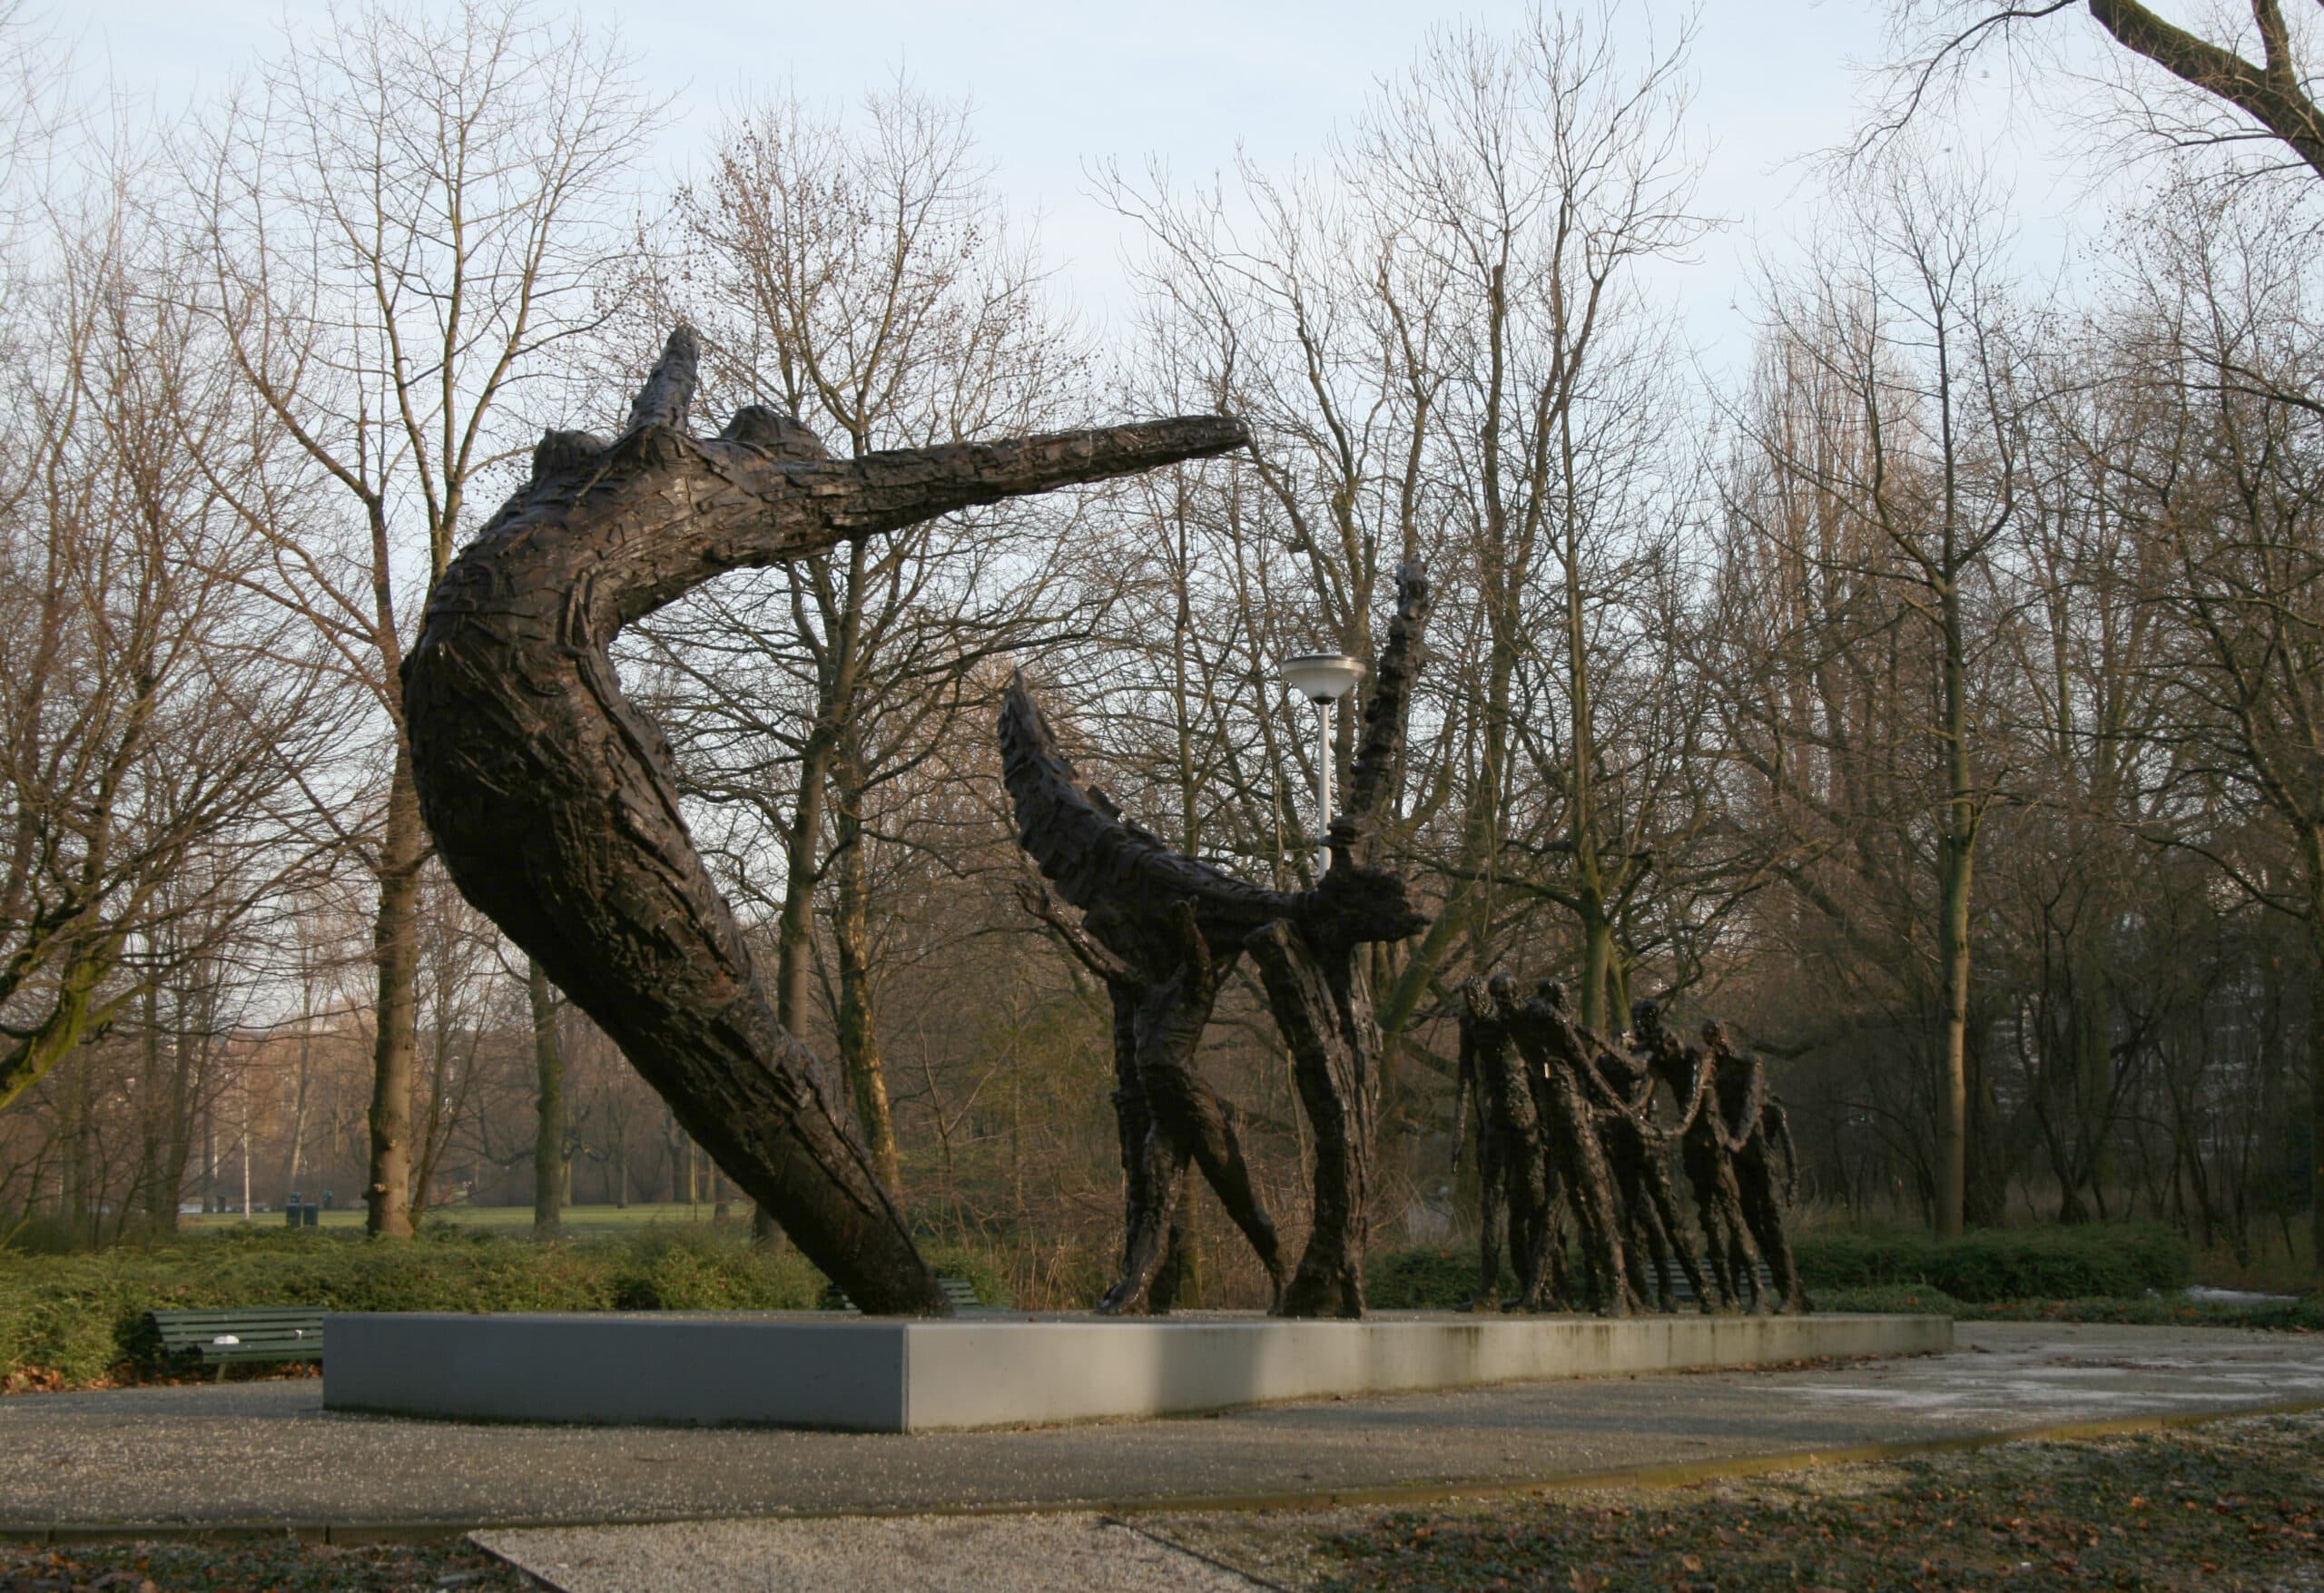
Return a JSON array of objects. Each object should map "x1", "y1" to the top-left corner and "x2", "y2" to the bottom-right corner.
[{"x1": 1280, "y1": 652, "x2": 1364, "y2": 847}]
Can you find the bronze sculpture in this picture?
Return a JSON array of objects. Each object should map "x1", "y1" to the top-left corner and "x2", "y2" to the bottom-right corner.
[
  {"x1": 1453, "y1": 983, "x2": 1811, "y2": 1316},
  {"x1": 402, "y1": 327, "x2": 1247, "y2": 1314},
  {"x1": 1006, "y1": 564, "x2": 1433, "y2": 1316}
]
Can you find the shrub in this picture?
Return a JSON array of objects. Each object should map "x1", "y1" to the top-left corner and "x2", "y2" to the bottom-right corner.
[
  {"x1": 1366, "y1": 1246, "x2": 1513, "y2": 1310},
  {"x1": 1794, "y1": 1224, "x2": 2193, "y2": 1303},
  {"x1": 1952, "y1": 1294, "x2": 2324, "y2": 1330},
  {"x1": 1814, "y1": 1283, "x2": 1965, "y2": 1315},
  {"x1": 921, "y1": 1243, "x2": 1012, "y2": 1311},
  {"x1": 0, "y1": 1226, "x2": 848, "y2": 1388},
  {"x1": 603, "y1": 1227, "x2": 822, "y2": 1311}
]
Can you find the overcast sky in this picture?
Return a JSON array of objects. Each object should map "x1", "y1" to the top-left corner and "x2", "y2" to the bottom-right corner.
[{"x1": 87, "y1": 0, "x2": 2111, "y2": 376}]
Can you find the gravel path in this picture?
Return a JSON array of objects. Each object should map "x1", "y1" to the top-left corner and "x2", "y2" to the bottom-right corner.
[{"x1": 0, "y1": 1323, "x2": 2316, "y2": 1534}]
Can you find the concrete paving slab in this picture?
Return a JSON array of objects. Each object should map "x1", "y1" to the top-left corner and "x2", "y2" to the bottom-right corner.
[
  {"x1": 323, "y1": 1309, "x2": 1948, "y2": 1431},
  {"x1": 0, "y1": 1323, "x2": 2317, "y2": 1533},
  {"x1": 475, "y1": 1512, "x2": 1265, "y2": 1593}
]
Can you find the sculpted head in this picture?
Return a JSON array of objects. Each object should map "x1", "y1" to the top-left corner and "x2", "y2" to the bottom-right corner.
[
  {"x1": 1630, "y1": 998, "x2": 1661, "y2": 1040},
  {"x1": 719, "y1": 406, "x2": 832, "y2": 462}
]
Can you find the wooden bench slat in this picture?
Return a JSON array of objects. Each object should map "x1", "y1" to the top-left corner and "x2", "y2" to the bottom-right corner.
[
  {"x1": 147, "y1": 1307, "x2": 327, "y2": 1372},
  {"x1": 819, "y1": 1273, "x2": 996, "y2": 1313},
  {"x1": 1649, "y1": 1258, "x2": 1777, "y2": 1305},
  {"x1": 152, "y1": 1320, "x2": 325, "y2": 1339}
]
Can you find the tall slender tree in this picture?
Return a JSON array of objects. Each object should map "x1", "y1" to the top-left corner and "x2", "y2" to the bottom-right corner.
[
  {"x1": 190, "y1": 0, "x2": 657, "y2": 1234},
  {"x1": 635, "y1": 82, "x2": 1092, "y2": 1192},
  {"x1": 1709, "y1": 153, "x2": 2030, "y2": 1236}
]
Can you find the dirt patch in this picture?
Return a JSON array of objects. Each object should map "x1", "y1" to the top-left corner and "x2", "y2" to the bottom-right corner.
[
  {"x1": 1157, "y1": 1409, "x2": 2324, "y2": 1590},
  {"x1": 0, "y1": 1537, "x2": 535, "y2": 1593}
]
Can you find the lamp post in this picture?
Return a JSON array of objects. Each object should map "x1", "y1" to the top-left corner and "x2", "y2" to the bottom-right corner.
[{"x1": 1280, "y1": 652, "x2": 1364, "y2": 849}]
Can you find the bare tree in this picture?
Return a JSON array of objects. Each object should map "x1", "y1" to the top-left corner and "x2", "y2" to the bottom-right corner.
[
  {"x1": 634, "y1": 81, "x2": 1095, "y2": 1193},
  {"x1": 1881, "y1": 3, "x2": 2324, "y2": 183},
  {"x1": 2084, "y1": 179, "x2": 2324, "y2": 1274},
  {"x1": 0, "y1": 152, "x2": 331, "y2": 1119},
  {"x1": 1096, "y1": 6, "x2": 1716, "y2": 1243},
  {"x1": 187, "y1": 0, "x2": 659, "y2": 1235},
  {"x1": 1706, "y1": 152, "x2": 2031, "y2": 1236},
  {"x1": 1979, "y1": 334, "x2": 2180, "y2": 1223}
]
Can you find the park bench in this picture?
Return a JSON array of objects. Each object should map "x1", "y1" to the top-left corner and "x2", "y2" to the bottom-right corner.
[
  {"x1": 1649, "y1": 1257, "x2": 1779, "y2": 1310},
  {"x1": 818, "y1": 1274, "x2": 995, "y2": 1315},
  {"x1": 147, "y1": 1307, "x2": 325, "y2": 1380}
]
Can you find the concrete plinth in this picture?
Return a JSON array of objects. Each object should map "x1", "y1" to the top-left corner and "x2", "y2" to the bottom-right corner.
[{"x1": 321, "y1": 1311, "x2": 1950, "y2": 1432}]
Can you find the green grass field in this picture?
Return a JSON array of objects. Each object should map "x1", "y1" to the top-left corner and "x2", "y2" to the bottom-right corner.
[{"x1": 184, "y1": 1202, "x2": 729, "y2": 1234}]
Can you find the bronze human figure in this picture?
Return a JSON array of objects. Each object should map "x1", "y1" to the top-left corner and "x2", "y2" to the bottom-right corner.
[
  {"x1": 402, "y1": 326, "x2": 1247, "y2": 1314},
  {"x1": 1702, "y1": 1018, "x2": 1811, "y2": 1313},
  {"x1": 1006, "y1": 565, "x2": 1433, "y2": 1316},
  {"x1": 1457, "y1": 975, "x2": 1554, "y2": 1310},
  {"x1": 1455, "y1": 977, "x2": 1809, "y2": 1319}
]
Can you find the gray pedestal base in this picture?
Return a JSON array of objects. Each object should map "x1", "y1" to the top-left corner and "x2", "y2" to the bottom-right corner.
[{"x1": 322, "y1": 1311, "x2": 1950, "y2": 1432}]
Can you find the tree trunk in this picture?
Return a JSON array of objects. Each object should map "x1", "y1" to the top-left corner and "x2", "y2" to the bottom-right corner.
[
  {"x1": 1565, "y1": 477, "x2": 1614, "y2": 1037},
  {"x1": 140, "y1": 983, "x2": 182, "y2": 1233},
  {"x1": 773, "y1": 737, "x2": 831, "y2": 1036},
  {"x1": 64, "y1": 1048, "x2": 92, "y2": 1241},
  {"x1": 832, "y1": 744, "x2": 901, "y2": 1190},
  {"x1": 284, "y1": 1008, "x2": 313, "y2": 1198},
  {"x1": 366, "y1": 750, "x2": 424, "y2": 1239},
  {"x1": 2069, "y1": 923, "x2": 2112, "y2": 1221},
  {"x1": 528, "y1": 959, "x2": 565, "y2": 1235},
  {"x1": 1935, "y1": 580, "x2": 1975, "y2": 1242},
  {"x1": 401, "y1": 328, "x2": 1244, "y2": 1314},
  {"x1": 2309, "y1": 905, "x2": 2324, "y2": 1289},
  {"x1": 0, "y1": 941, "x2": 118, "y2": 1113},
  {"x1": 766, "y1": 732, "x2": 828, "y2": 1240},
  {"x1": 1579, "y1": 909, "x2": 1616, "y2": 1036}
]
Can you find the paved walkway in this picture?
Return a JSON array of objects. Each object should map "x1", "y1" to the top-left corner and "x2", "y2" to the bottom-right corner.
[
  {"x1": 478, "y1": 1514, "x2": 1272, "y2": 1593},
  {"x1": 0, "y1": 1322, "x2": 2317, "y2": 1539}
]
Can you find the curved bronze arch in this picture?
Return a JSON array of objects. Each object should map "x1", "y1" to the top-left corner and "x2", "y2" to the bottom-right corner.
[{"x1": 402, "y1": 328, "x2": 1246, "y2": 1313}]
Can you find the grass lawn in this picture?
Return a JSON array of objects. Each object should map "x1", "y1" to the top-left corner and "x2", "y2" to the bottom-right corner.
[{"x1": 183, "y1": 1203, "x2": 725, "y2": 1234}]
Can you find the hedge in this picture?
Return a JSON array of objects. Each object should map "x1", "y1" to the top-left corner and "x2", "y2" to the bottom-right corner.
[
  {"x1": 0, "y1": 1223, "x2": 2284, "y2": 1391},
  {"x1": 0, "y1": 1227, "x2": 880, "y2": 1388},
  {"x1": 1366, "y1": 1246, "x2": 1513, "y2": 1310},
  {"x1": 0, "y1": 1224, "x2": 1041, "y2": 1389},
  {"x1": 1793, "y1": 1224, "x2": 2193, "y2": 1303},
  {"x1": 1810, "y1": 1284, "x2": 2323, "y2": 1330},
  {"x1": 1367, "y1": 1224, "x2": 2204, "y2": 1315}
]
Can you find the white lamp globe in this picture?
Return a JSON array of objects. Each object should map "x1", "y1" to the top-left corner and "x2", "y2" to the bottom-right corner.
[{"x1": 1281, "y1": 653, "x2": 1364, "y2": 703}]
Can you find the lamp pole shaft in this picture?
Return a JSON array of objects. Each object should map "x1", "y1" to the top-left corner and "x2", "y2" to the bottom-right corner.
[{"x1": 1315, "y1": 698, "x2": 1334, "y2": 846}]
